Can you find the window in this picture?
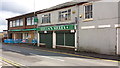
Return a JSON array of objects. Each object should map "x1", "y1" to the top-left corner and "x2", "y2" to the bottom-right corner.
[
  {"x1": 27, "y1": 17, "x2": 36, "y2": 25},
  {"x1": 84, "y1": 4, "x2": 93, "y2": 19},
  {"x1": 59, "y1": 9, "x2": 71, "y2": 22},
  {"x1": 32, "y1": 17, "x2": 34, "y2": 25},
  {"x1": 42, "y1": 13, "x2": 51, "y2": 23},
  {"x1": 27, "y1": 17, "x2": 31, "y2": 25},
  {"x1": 12, "y1": 21, "x2": 16, "y2": 27},
  {"x1": 10, "y1": 21, "x2": 13, "y2": 27},
  {"x1": 25, "y1": 33, "x2": 29, "y2": 39},
  {"x1": 19, "y1": 19, "x2": 23, "y2": 26},
  {"x1": 16, "y1": 19, "x2": 20, "y2": 26}
]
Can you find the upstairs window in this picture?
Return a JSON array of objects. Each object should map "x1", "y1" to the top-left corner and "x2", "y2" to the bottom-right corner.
[
  {"x1": 12, "y1": 21, "x2": 16, "y2": 27},
  {"x1": 16, "y1": 19, "x2": 20, "y2": 26},
  {"x1": 27, "y1": 17, "x2": 31, "y2": 25},
  {"x1": 32, "y1": 17, "x2": 34, "y2": 25},
  {"x1": 10, "y1": 19, "x2": 23, "y2": 27},
  {"x1": 59, "y1": 9, "x2": 71, "y2": 22},
  {"x1": 19, "y1": 19, "x2": 23, "y2": 26},
  {"x1": 10, "y1": 21, "x2": 13, "y2": 27},
  {"x1": 27, "y1": 17, "x2": 36, "y2": 25},
  {"x1": 42, "y1": 13, "x2": 51, "y2": 23},
  {"x1": 84, "y1": 4, "x2": 93, "y2": 19}
]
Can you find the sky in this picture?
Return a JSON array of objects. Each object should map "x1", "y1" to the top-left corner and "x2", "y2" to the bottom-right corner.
[{"x1": 0, "y1": 0, "x2": 72, "y2": 32}]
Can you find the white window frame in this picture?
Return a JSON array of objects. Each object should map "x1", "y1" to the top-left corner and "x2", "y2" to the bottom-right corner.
[
  {"x1": 31, "y1": 17, "x2": 35, "y2": 25},
  {"x1": 12, "y1": 21, "x2": 16, "y2": 27},
  {"x1": 19, "y1": 19, "x2": 23, "y2": 26},
  {"x1": 42, "y1": 13, "x2": 51, "y2": 23},
  {"x1": 27, "y1": 17, "x2": 31, "y2": 25},
  {"x1": 16, "y1": 19, "x2": 20, "y2": 26},
  {"x1": 59, "y1": 9, "x2": 71, "y2": 22},
  {"x1": 84, "y1": 3, "x2": 93, "y2": 20},
  {"x1": 10, "y1": 21, "x2": 13, "y2": 27}
]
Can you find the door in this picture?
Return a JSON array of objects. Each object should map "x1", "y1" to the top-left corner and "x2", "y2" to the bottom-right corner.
[
  {"x1": 40, "y1": 31, "x2": 53, "y2": 48},
  {"x1": 56, "y1": 31, "x2": 75, "y2": 47}
]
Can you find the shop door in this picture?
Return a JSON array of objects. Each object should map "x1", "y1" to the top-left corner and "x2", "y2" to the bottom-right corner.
[
  {"x1": 56, "y1": 31, "x2": 75, "y2": 46},
  {"x1": 40, "y1": 32, "x2": 53, "y2": 48}
]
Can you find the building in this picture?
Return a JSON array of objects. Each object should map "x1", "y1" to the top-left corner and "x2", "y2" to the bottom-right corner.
[
  {"x1": 36, "y1": 0, "x2": 120, "y2": 55},
  {"x1": 0, "y1": 32, "x2": 3, "y2": 42},
  {"x1": 6, "y1": 0, "x2": 120, "y2": 55},
  {"x1": 36, "y1": 2, "x2": 81, "y2": 49},
  {"x1": 2, "y1": 30, "x2": 8, "y2": 42},
  {"x1": 6, "y1": 12, "x2": 37, "y2": 43}
]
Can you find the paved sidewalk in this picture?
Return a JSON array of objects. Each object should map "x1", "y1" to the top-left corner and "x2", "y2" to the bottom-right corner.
[{"x1": 2, "y1": 43, "x2": 120, "y2": 61}]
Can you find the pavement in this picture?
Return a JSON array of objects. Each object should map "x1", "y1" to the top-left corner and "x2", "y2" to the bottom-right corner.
[{"x1": 0, "y1": 43, "x2": 120, "y2": 68}]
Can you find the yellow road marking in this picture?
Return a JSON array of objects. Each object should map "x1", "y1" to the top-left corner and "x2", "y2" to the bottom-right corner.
[
  {"x1": 0, "y1": 56, "x2": 24, "y2": 66},
  {"x1": 21, "y1": 46, "x2": 120, "y2": 63}
]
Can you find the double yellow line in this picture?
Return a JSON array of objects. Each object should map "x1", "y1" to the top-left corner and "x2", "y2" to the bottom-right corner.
[{"x1": 0, "y1": 56, "x2": 24, "y2": 66}]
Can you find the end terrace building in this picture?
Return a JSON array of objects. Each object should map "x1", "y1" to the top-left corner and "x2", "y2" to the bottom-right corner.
[{"x1": 36, "y1": 0, "x2": 120, "y2": 55}]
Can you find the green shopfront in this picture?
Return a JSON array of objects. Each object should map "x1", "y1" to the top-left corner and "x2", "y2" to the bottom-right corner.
[{"x1": 37, "y1": 24, "x2": 77, "y2": 49}]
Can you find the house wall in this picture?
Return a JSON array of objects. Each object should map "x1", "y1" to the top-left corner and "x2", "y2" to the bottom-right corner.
[
  {"x1": 37, "y1": 6, "x2": 78, "y2": 26},
  {"x1": 117, "y1": 28, "x2": 120, "y2": 55},
  {"x1": 78, "y1": 1, "x2": 119, "y2": 55},
  {"x1": 118, "y1": 1, "x2": 120, "y2": 55}
]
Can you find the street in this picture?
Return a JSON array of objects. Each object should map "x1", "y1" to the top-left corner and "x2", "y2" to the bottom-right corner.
[{"x1": 0, "y1": 43, "x2": 119, "y2": 68}]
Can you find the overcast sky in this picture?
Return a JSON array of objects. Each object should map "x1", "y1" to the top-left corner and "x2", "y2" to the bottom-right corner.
[{"x1": 0, "y1": 0, "x2": 72, "y2": 32}]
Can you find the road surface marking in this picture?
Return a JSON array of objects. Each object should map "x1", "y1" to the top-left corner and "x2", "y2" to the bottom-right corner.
[
  {"x1": 0, "y1": 56, "x2": 24, "y2": 66},
  {"x1": 29, "y1": 53, "x2": 65, "y2": 61},
  {"x1": 21, "y1": 47, "x2": 119, "y2": 63},
  {"x1": 8, "y1": 49, "x2": 21, "y2": 53},
  {"x1": 0, "y1": 59, "x2": 12, "y2": 66}
]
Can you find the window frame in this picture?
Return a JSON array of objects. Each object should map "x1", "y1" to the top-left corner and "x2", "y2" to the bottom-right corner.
[
  {"x1": 27, "y1": 17, "x2": 32, "y2": 25},
  {"x1": 12, "y1": 21, "x2": 16, "y2": 27},
  {"x1": 83, "y1": 3, "x2": 93, "y2": 21},
  {"x1": 26, "y1": 16, "x2": 36, "y2": 25},
  {"x1": 59, "y1": 9, "x2": 71, "y2": 22},
  {"x1": 41, "y1": 13, "x2": 51, "y2": 24},
  {"x1": 16, "y1": 19, "x2": 20, "y2": 26},
  {"x1": 19, "y1": 19, "x2": 23, "y2": 26},
  {"x1": 31, "y1": 16, "x2": 35, "y2": 25},
  {"x1": 10, "y1": 21, "x2": 13, "y2": 27}
]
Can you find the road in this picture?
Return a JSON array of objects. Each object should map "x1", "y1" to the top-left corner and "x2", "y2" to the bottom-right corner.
[{"x1": 0, "y1": 43, "x2": 119, "y2": 68}]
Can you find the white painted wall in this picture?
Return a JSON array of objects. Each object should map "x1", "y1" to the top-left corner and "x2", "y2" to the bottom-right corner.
[
  {"x1": 37, "y1": 6, "x2": 78, "y2": 26},
  {"x1": 78, "y1": 1, "x2": 119, "y2": 55},
  {"x1": 78, "y1": 28, "x2": 116, "y2": 55},
  {"x1": 117, "y1": 28, "x2": 120, "y2": 55}
]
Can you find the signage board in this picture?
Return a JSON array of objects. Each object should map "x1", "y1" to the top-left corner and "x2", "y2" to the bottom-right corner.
[{"x1": 37, "y1": 24, "x2": 76, "y2": 31}]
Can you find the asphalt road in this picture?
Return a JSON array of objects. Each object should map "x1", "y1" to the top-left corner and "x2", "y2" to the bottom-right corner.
[{"x1": 0, "y1": 43, "x2": 119, "y2": 67}]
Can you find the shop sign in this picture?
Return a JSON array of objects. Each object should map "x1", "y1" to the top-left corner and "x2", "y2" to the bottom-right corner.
[
  {"x1": 34, "y1": 17, "x2": 38, "y2": 22},
  {"x1": 37, "y1": 24, "x2": 76, "y2": 31},
  {"x1": 22, "y1": 28, "x2": 37, "y2": 31},
  {"x1": 10, "y1": 28, "x2": 37, "y2": 32},
  {"x1": 9, "y1": 29, "x2": 21, "y2": 31}
]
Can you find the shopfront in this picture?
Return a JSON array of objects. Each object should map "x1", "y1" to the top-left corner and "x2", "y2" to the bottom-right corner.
[
  {"x1": 9, "y1": 28, "x2": 37, "y2": 43},
  {"x1": 37, "y1": 24, "x2": 77, "y2": 49}
]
